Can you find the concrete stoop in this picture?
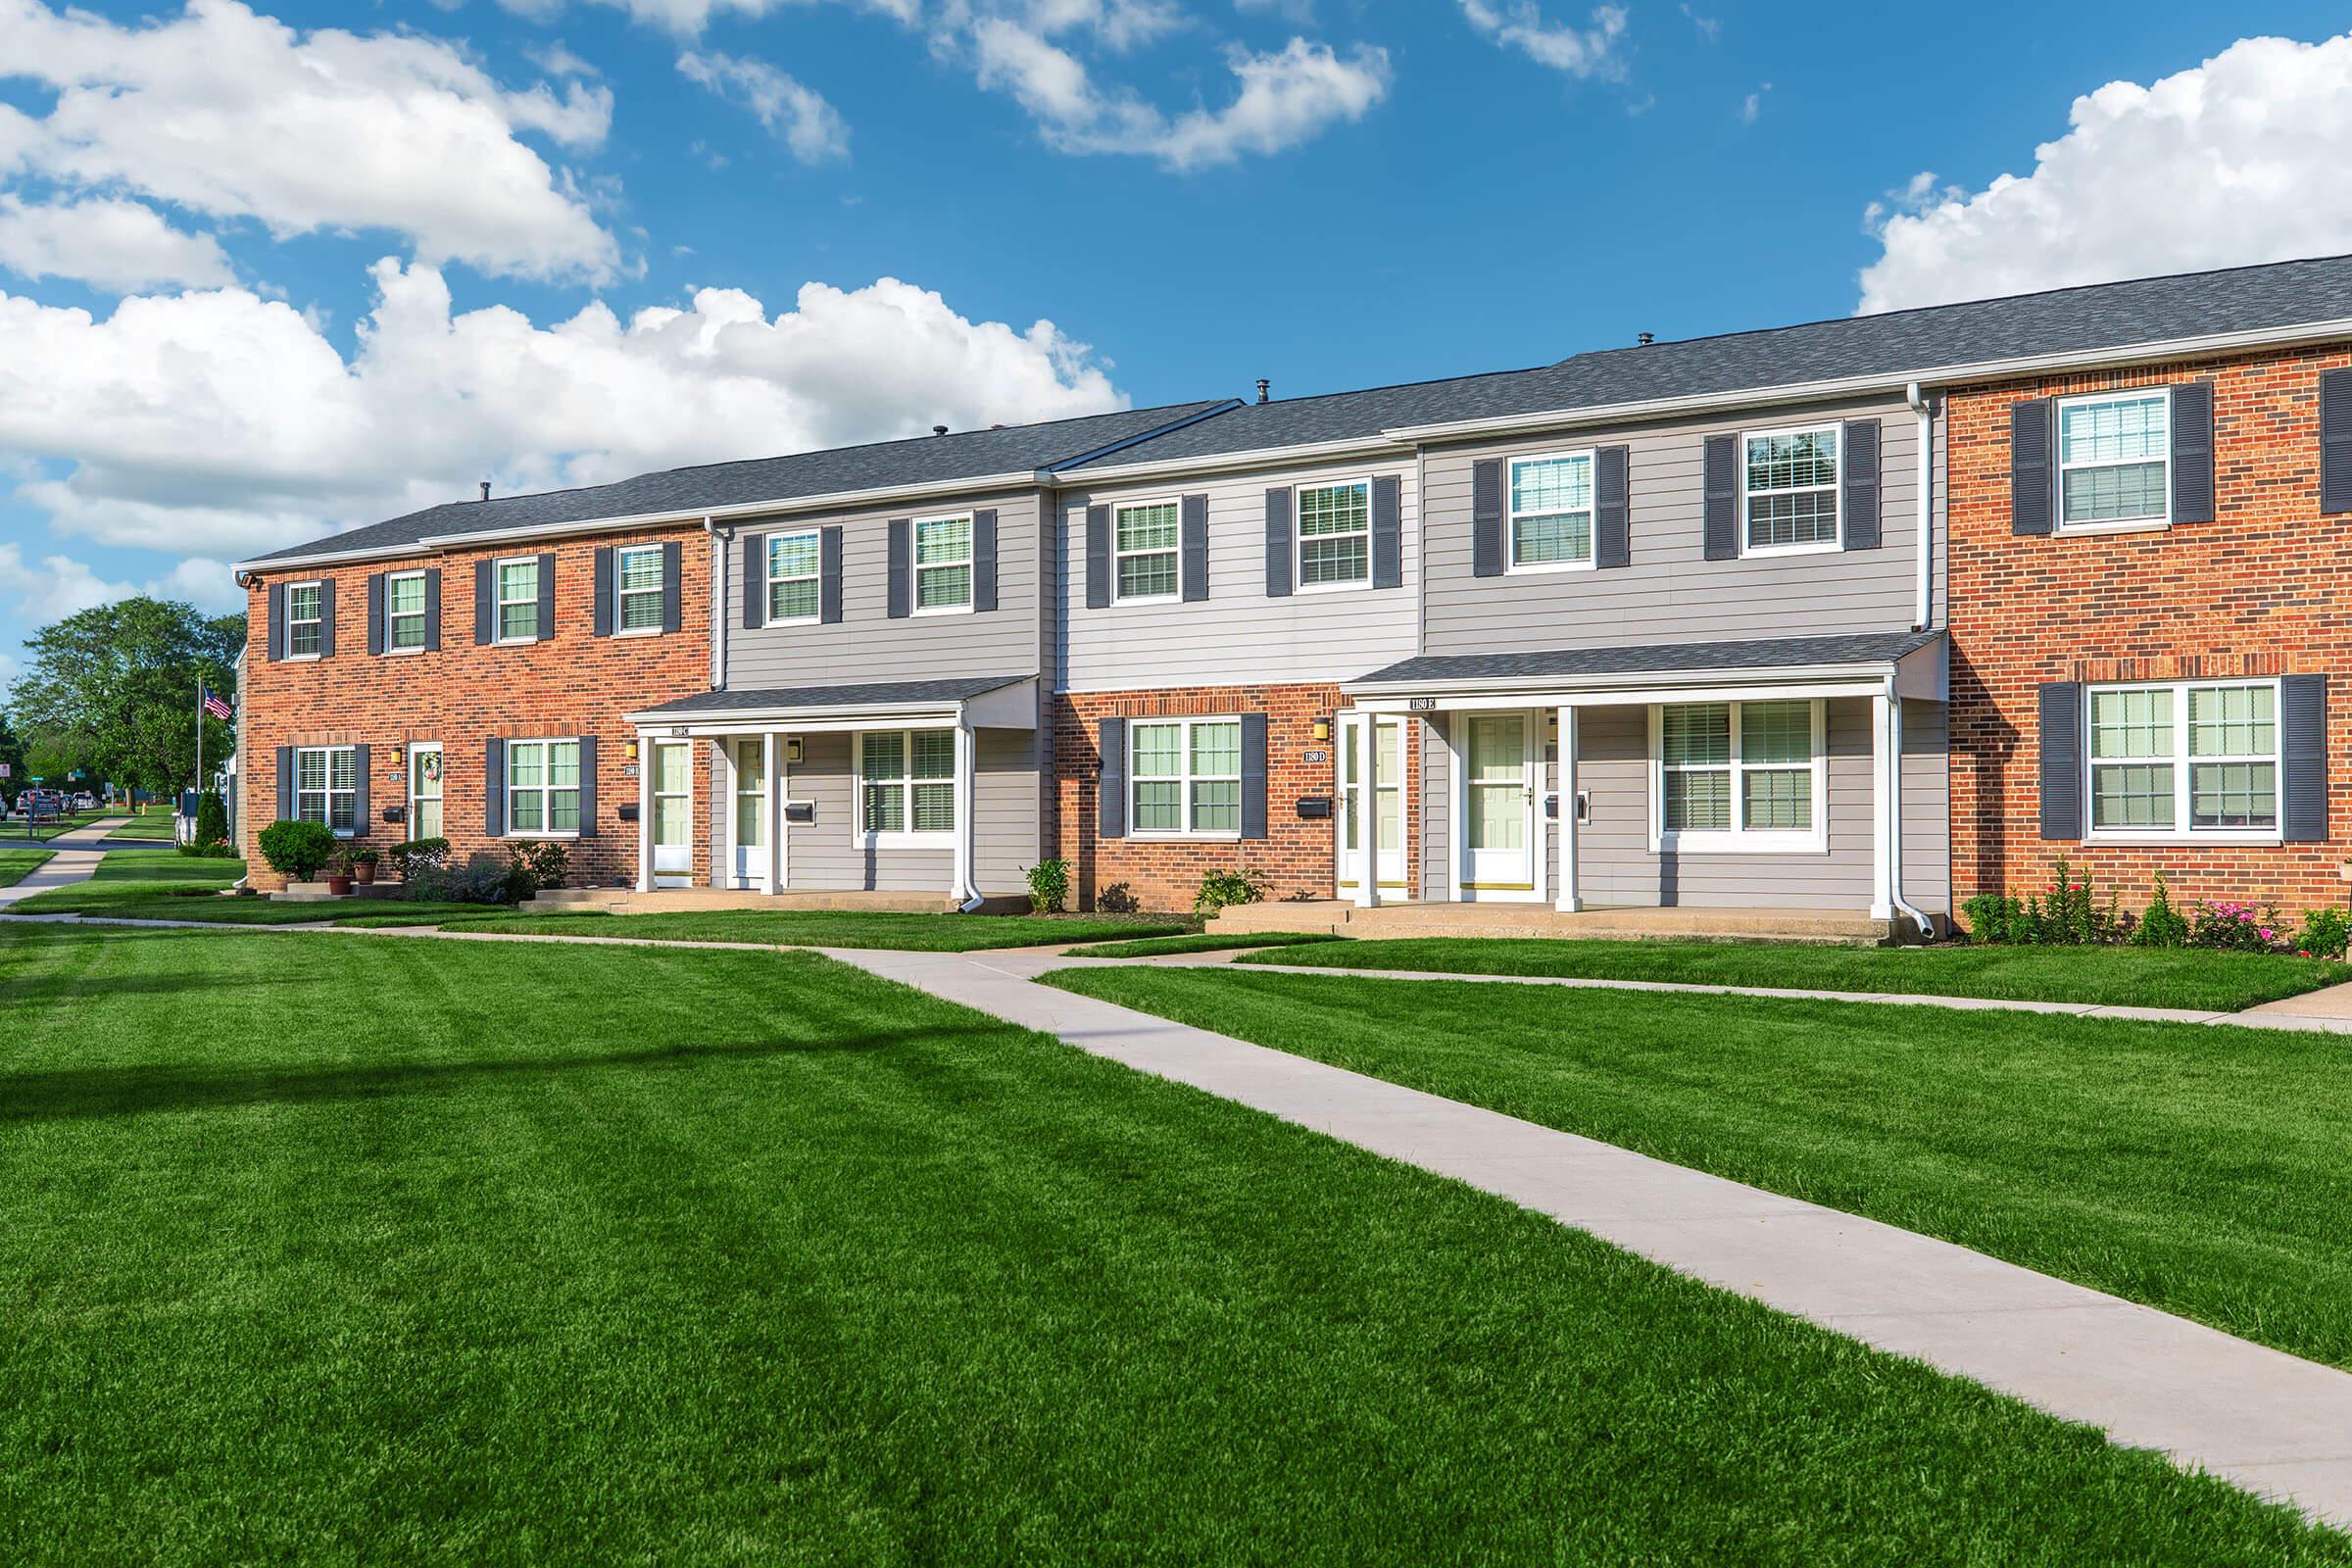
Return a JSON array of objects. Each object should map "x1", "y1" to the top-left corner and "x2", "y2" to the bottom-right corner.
[
  {"x1": 1207, "y1": 899, "x2": 1900, "y2": 948},
  {"x1": 517, "y1": 886, "x2": 1024, "y2": 916}
]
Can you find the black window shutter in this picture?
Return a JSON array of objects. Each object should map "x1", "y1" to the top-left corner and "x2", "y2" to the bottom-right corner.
[
  {"x1": 268, "y1": 581, "x2": 285, "y2": 661},
  {"x1": 2037, "y1": 681, "x2": 2083, "y2": 839},
  {"x1": 485, "y1": 739, "x2": 506, "y2": 836},
  {"x1": 1702, "y1": 435, "x2": 1739, "y2": 560},
  {"x1": 318, "y1": 579, "x2": 336, "y2": 658},
  {"x1": 474, "y1": 560, "x2": 494, "y2": 645},
  {"x1": 1181, "y1": 495, "x2": 1209, "y2": 602},
  {"x1": 1098, "y1": 717, "x2": 1126, "y2": 838},
  {"x1": 2012, "y1": 399, "x2": 2054, "y2": 535},
  {"x1": 661, "y1": 542, "x2": 682, "y2": 634},
  {"x1": 1240, "y1": 712, "x2": 1268, "y2": 840},
  {"x1": 1370, "y1": 474, "x2": 1402, "y2": 589},
  {"x1": 2283, "y1": 673, "x2": 2328, "y2": 843},
  {"x1": 820, "y1": 527, "x2": 844, "y2": 624},
  {"x1": 1594, "y1": 446, "x2": 1631, "y2": 568},
  {"x1": 350, "y1": 745, "x2": 370, "y2": 838},
  {"x1": 2171, "y1": 382, "x2": 2215, "y2": 525},
  {"x1": 422, "y1": 567, "x2": 441, "y2": 652},
  {"x1": 366, "y1": 573, "x2": 385, "y2": 656},
  {"x1": 1843, "y1": 418, "x2": 1882, "y2": 550},
  {"x1": 534, "y1": 553, "x2": 555, "y2": 641},
  {"x1": 1263, "y1": 488, "x2": 1293, "y2": 597},
  {"x1": 742, "y1": 533, "x2": 764, "y2": 629},
  {"x1": 275, "y1": 745, "x2": 292, "y2": 819},
  {"x1": 1085, "y1": 505, "x2": 1111, "y2": 608},
  {"x1": 972, "y1": 510, "x2": 999, "y2": 613},
  {"x1": 575, "y1": 735, "x2": 598, "y2": 839},
  {"x1": 592, "y1": 547, "x2": 614, "y2": 637},
  {"x1": 887, "y1": 519, "x2": 911, "y2": 618},
  {"x1": 2323, "y1": 368, "x2": 2352, "y2": 515},
  {"x1": 1472, "y1": 460, "x2": 1503, "y2": 576}
]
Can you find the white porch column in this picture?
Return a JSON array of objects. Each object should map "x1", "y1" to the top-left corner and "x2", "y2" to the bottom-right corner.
[
  {"x1": 1555, "y1": 704, "x2": 1581, "y2": 913},
  {"x1": 951, "y1": 720, "x2": 977, "y2": 906},
  {"x1": 634, "y1": 732, "x2": 655, "y2": 893},
  {"x1": 771, "y1": 733, "x2": 790, "y2": 895},
  {"x1": 1353, "y1": 710, "x2": 1380, "y2": 909},
  {"x1": 1870, "y1": 688, "x2": 1895, "y2": 921},
  {"x1": 760, "y1": 731, "x2": 781, "y2": 896}
]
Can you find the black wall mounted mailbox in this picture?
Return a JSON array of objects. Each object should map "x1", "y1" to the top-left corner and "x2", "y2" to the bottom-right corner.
[{"x1": 1295, "y1": 796, "x2": 1333, "y2": 820}]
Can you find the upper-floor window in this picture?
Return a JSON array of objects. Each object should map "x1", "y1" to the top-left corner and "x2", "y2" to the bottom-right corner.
[
  {"x1": 1654, "y1": 699, "x2": 1823, "y2": 852},
  {"x1": 2088, "y1": 680, "x2": 2276, "y2": 837},
  {"x1": 1114, "y1": 501, "x2": 1182, "y2": 602},
  {"x1": 1743, "y1": 426, "x2": 1839, "y2": 554},
  {"x1": 914, "y1": 514, "x2": 973, "y2": 612},
  {"x1": 2059, "y1": 391, "x2": 2170, "y2": 530},
  {"x1": 858, "y1": 730, "x2": 955, "y2": 839},
  {"x1": 294, "y1": 745, "x2": 356, "y2": 834},
  {"x1": 1509, "y1": 451, "x2": 1594, "y2": 571},
  {"x1": 496, "y1": 557, "x2": 539, "y2": 642},
  {"x1": 1131, "y1": 717, "x2": 1242, "y2": 837},
  {"x1": 616, "y1": 545, "x2": 664, "y2": 633},
  {"x1": 766, "y1": 531, "x2": 821, "y2": 623},
  {"x1": 286, "y1": 582, "x2": 323, "y2": 659},
  {"x1": 1298, "y1": 480, "x2": 1370, "y2": 589},
  {"x1": 386, "y1": 570, "x2": 427, "y2": 653},
  {"x1": 506, "y1": 738, "x2": 580, "y2": 836}
]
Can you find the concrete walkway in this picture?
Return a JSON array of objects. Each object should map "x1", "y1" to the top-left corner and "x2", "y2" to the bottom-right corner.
[
  {"x1": 0, "y1": 816, "x2": 128, "y2": 910},
  {"x1": 826, "y1": 943, "x2": 2352, "y2": 1531}
]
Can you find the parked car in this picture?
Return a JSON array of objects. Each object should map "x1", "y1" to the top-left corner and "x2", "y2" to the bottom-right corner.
[
  {"x1": 19, "y1": 789, "x2": 66, "y2": 818},
  {"x1": 71, "y1": 791, "x2": 96, "y2": 811}
]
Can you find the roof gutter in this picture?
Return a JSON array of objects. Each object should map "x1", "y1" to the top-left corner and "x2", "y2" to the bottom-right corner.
[{"x1": 1344, "y1": 657, "x2": 1912, "y2": 700}]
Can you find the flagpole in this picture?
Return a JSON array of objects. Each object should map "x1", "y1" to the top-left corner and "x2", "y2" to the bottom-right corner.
[{"x1": 194, "y1": 668, "x2": 204, "y2": 820}]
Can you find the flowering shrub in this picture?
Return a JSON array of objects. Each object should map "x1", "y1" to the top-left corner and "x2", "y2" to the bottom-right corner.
[
  {"x1": 2297, "y1": 907, "x2": 2352, "y2": 960},
  {"x1": 2187, "y1": 900, "x2": 2289, "y2": 954},
  {"x1": 1965, "y1": 865, "x2": 2328, "y2": 957}
]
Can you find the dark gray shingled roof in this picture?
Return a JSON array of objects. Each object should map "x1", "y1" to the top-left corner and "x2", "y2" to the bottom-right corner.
[
  {"x1": 1351, "y1": 631, "x2": 1941, "y2": 688},
  {"x1": 631, "y1": 675, "x2": 1029, "y2": 715},
  {"x1": 1067, "y1": 252, "x2": 2352, "y2": 469},
  {"x1": 248, "y1": 400, "x2": 1236, "y2": 565}
]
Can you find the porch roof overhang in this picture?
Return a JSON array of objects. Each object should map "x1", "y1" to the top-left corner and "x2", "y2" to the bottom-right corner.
[
  {"x1": 1345, "y1": 630, "x2": 1946, "y2": 710},
  {"x1": 625, "y1": 674, "x2": 1038, "y2": 735}
]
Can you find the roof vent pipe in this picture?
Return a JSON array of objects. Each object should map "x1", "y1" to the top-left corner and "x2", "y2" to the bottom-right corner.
[
  {"x1": 478, "y1": 480, "x2": 491, "y2": 501},
  {"x1": 934, "y1": 424, "x2": 949, "y2": 436},
  {"x1": 1637, "y1": 332, "x2": 1654, "y2": 347},
  {"x1": 1255, "y1": 378, "x2": 1270, "y2": 404}
]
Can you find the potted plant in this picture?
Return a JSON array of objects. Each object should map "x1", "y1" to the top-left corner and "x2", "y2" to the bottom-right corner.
[
  {"x1": 349, "y1": 847, "x2": 380, "y2": 887},
  {"x1": 323, "y1": 847, "x2": 354, "y2": 897}
]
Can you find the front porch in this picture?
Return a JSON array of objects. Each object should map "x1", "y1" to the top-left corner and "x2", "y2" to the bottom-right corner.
[{"x1": 1209, "y1": 899, "x2": 1902, "y2": 947}]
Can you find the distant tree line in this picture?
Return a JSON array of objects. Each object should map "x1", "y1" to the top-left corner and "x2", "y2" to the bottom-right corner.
[{"x1": 2, "y1": 598, "x2": 245, "y2": 799}]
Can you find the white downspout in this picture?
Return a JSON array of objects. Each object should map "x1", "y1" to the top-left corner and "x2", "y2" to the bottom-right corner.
[
  {"x1": 705, "y1": 516, "x2": 726, "y2": 689},
  {"x1": 955, "y1": 716, "x2": 984, "y2": 912},
  {"x1": 1907, "y1": 381, "x2": 1933, "y2": 632},
  {"x1": 1885, "y1": 675, "x2": 1932, "y2": 941}
]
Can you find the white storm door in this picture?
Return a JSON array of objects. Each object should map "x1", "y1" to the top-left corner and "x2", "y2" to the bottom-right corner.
[
  {"x1": 407, "y1": 745, "x2": 443, "y2": 841},
  {"x1": 652, "y1": 741, "x2": 693, "y2": 885},
  {"x1": 731, "y1": 738, "x2": 768, "y2": 887},
  {"x1": 1337, "y1": 714, "x2": 1404, "y2": 895},
  {"x1": 1460, "y1": 711, "x2": 1537, "y2": 900}
]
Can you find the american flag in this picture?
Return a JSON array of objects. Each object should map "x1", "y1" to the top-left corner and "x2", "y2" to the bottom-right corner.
[{"x1": 200, "y1": 685, "x2": 233, "y2": 722}]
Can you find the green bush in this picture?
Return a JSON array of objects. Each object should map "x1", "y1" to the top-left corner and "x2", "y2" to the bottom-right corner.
[
  {"x1": 175, "y1": 839, "x2": 240, "y2": 859},
  {"x1": 257, "y1": 819, "x2": 337, "y2": 880},
  {"x1": 1195, "y1": 868, "x2": 1267, "y2": 917},
  {"x1": 192, "y1": 790, "x2": 228, "y2": 849},
  {"x1": 2131, "y1": 870, "x2": 2190, "y2": 948},
  {"x1": 2189, "y1": 900, "x2": 2288, "y2": 953},
  {"x1": 506, "y1": 840, "x2": 569, "y2": 898},
  {"x1": 1960, "y1": 893, "x2": 2019, "y2": 946},
  {"x1": 1025, "y1": 858, "x2": 1070, "y2": 915},
  {"x1": 406, "y1": 852, "x2": 521, "y2": 906},
  {"x1": 2296, "y1": 906, "x2": 2351, "y2": 959},
  {"x1": 388, "y1": 837, "x2": 450, "y2": 880}
]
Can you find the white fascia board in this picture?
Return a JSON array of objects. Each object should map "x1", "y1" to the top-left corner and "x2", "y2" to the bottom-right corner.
[
  {"x1": 1346, "y1": 663, "x2": 1901, "y2": 703},
  {"x1": 1050, "y1": 435, "x2": 1409, "y2": 489},
  {"x1": 629, "y1": 702, "x2": 969, "y2": 734}
]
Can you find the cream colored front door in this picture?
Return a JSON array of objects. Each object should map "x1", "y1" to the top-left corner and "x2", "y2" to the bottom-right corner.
[
  {"x1": 651, "y1": 741, "x2": 693, "y2": 887},
  {"x1": 1337, "y1": 713, "x2": 1403, "y2": 895},
  {"x1": 1460, "y1": 711, "x2": 1537, "y2": 900}
]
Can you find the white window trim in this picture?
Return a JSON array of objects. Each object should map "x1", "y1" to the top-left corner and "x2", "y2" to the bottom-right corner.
[
  {"x1": 384, "y1": 568, "x2": 428, "y2": 656},
  {"x1": 764, "y1": 529, "x2": 823, "y2": 626},
  {"x1": 614, "y1": 544, "x2": 665, "y2": 638},
  {"x1": 2082, "y1": 677, "x2": 2281, "y2": 846},
  {"x1": 1128, "y1": 714, "x2": 1246, "y2": 842},
  {"x1": 293, "y1": 744, "x2": 357, "y2": 838},
  {"x1": 494, "y1": 556, "x2": 540, "y2": 646},
  {"x1": 910, "y1": 513, "x2": 976, "y2": 617},
  {"x1": 284, "y1": 579, "x2": 324, "y2": 662},
  {"x1": 1294, "y1": 476, "x2": 1375, "y2": 595},
  {"x1": 852, "y1": 729, "x2": 957, "y2": 849},
  {"x1": 1111, "y1": 497, "x2": 1185, "y2": 606},
  {"x1": 1740, "y1": 422, "x2": 1842, "y2": 559},
  {"x1": 504, "y1": 736, "x2": 582, "y2": 840},
  {"x1": 1504, "y1": 448, "x2": 1598, "y2": 576},
  {"x1": 2056, "y1": 389, "x2": 2173, "y2": 535},
  {"x1": 1647, "y1": 699, "x2": 1829, "y2": 855}
]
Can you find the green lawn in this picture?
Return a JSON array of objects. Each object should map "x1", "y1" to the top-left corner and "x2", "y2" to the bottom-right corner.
[
  {"x1": 1049, "y1": 964, "x2": 2352, "y2": 1373},
  {"x1": 2, "y1": 925, "x2": 2342, "y2": 1564},
  {"x1": 449, "y1": 908, "x2": 1197, "y2": 950},
  {"x1": 3, "y1": 808, "x2": 117, "y2": 845},
  {"x1": 1060, "y1": 930, "x2": 1341, "y2": 959},
  {"x1": 1237, "y1": 936, "x2": 2352, "y2": 1012},
  {"x1": 99, "y1": 812, "x2": 180, "y2": 843},
  {"x1": 5, "y1": 849, "x2": 504, "y2": 927},
  {"x1": 0, "y1": 849, "x2": 53, "y2": 889}
]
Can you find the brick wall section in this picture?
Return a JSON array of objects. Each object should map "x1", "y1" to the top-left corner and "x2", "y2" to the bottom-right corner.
[
  {"x1": 1947, "y1": 343, "x2": 2352, "y2": 916},
  {"x1": 239, "y1": 528, "x2": 714, "y2": 892},
  {"x1": 1049, "y1": 684, "x2": 1421, "y2": 911}
]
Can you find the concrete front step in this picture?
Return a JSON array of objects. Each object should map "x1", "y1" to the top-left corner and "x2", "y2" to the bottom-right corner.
[
  {"x1": 1206, "y1": 900, "x2": 1899, "y2": 947},
  {"x1": 518, "y1": 886, "x2": 1020, "y2": 916}
]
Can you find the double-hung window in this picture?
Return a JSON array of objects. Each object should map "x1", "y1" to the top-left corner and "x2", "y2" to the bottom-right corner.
[
  {"x1": 1297, "y1": 480, "x2": 1370, "y2": 589},
  {"x1": 1508, "y1": 451, "x2": 1594, "y2": 570},
  {"x1": 858, "y1": 730, "x2": 955, "y2": 840},
  {"x1": 1130, "y1": 717, "x2": 1243, "y2": 837},
  {"x1": 506, "y1": 739, "x2": 581, "y2": 836},
  {"x1": 286, "y1": 582, "x2": 323, "y2": 658},
  {"x1": 1114, "y1": 501, "x2": 1181, "y2": 602},
  {"x1": 766, "y1": 531, "x2": 821, "y2": 623},
  {"x1": 496, "y1": 557, "x2": 539, "y2": 642},
  {"x1": 294, "y1": 745, "x2": 357, "y2": 834},
  {"x1": 616, "y1": 545, "x2": 663, "y2": 633},
  {"x1": 1743, "y1": 426, "x2": 1840, "y2": 553},
  {"x1": 1654, "y1": 699, "x2": 1824, "y2": 851},
  {"x1": 386, "y1": 570, "x2": 427, "y2": 652},
  {"x1": 2088, "y1": 680, "x2": 2277, "y2": 837},
  {"x1": 2059, "y1": 391, "x2": 2170, "y2": 530},
  {"x1": 914, "y1": 515, "x2": 973, "y2": 612}
]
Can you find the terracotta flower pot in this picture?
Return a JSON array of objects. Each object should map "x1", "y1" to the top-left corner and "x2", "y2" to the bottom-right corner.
[
  {"x1": 352, "y1": 862, "x2": 376, "y2": 886},
  {"x1": 324, "y1": 875, "x2": 353, "y2": 896}
]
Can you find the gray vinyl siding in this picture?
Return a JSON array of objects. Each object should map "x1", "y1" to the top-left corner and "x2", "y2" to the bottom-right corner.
[
  {"x1": 1900, "y1": 698, "x2": 1951, "y2": 919},
  {"x1": 777, "y1": 728, "x2": 1036, "y2": 896},
  {"x1": 1421, "y1": 395, "x2": 1933, "y2": 655},
  {"x1": 1056, "y1": 457, "x2": 1420, "y2": 693}
]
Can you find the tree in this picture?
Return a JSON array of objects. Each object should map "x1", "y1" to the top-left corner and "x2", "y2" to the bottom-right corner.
[
  {"x1": 10, "y1": 598, "x2": 245, "y2": 799},
  {"x1": 0, "y1": 710, "x2": 22, "y2": 788}
]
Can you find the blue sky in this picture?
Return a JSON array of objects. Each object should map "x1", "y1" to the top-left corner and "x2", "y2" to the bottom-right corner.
[{"x1": 2, "y1": 0, "x2": 2349, "y2": 689}]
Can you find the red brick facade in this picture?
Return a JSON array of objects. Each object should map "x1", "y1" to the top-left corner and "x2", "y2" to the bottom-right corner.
[
  {"x1": 1050, "y1": 684, "x2": 1422, "y2": 911},
  {"x1": 239, "y1": 529, "x2": 715, "y2": 892},
  {"x1": 1947, "y1": 343, "x2": 2352, "y2": 916}
]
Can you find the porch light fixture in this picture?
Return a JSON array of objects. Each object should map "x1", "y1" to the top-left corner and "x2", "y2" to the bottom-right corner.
[
  {"x1": 624, "y1": 740, "x2": 639, "y2": 760},
  {"x1": 1312, "y1": 716, "x2": 1331, "y2": 742}
]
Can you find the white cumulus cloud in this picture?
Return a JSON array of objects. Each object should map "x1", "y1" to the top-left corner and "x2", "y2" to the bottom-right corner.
[
  {"x1": 1860, "y1": 30, "x2": 2352, "y2": 313},
  {"x1": 1457, "y1": 0, "x2": 1626, "y2": 79},
  {"x1": 678, "y1": 49, "x2": 851, "y2": 164},
  {"x1": 0, "y1": 195, "x2": 236, "y2": 292}
]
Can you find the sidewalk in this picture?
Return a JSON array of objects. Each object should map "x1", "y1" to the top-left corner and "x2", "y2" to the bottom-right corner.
[{"x1": 0, "y1": 817, "x2": 129, "y2": 910}]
